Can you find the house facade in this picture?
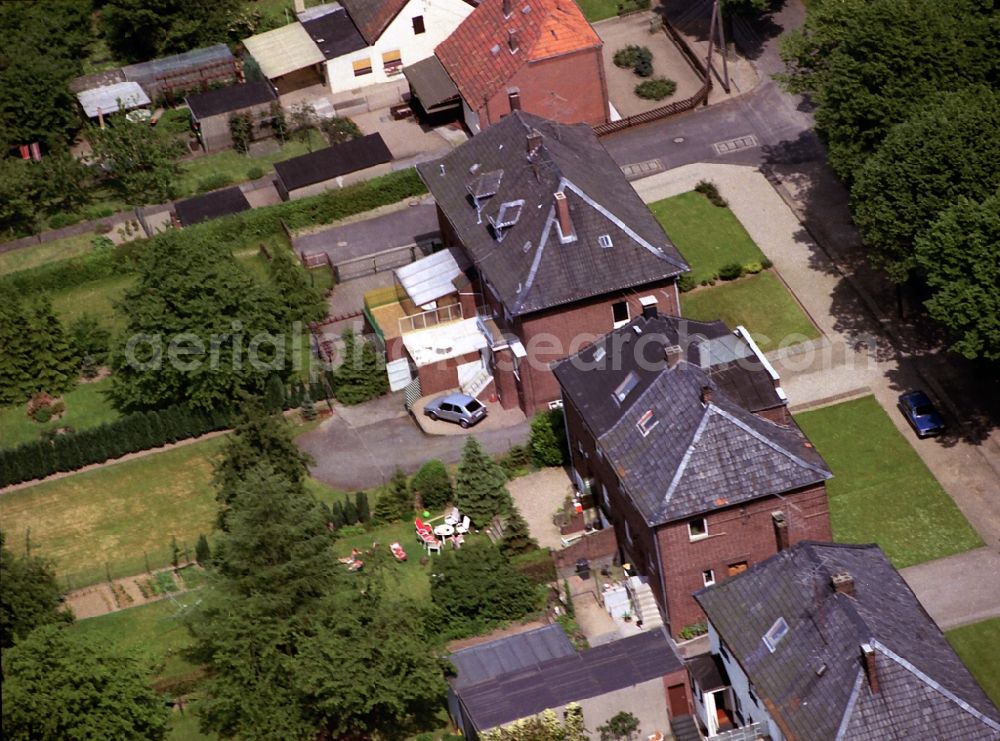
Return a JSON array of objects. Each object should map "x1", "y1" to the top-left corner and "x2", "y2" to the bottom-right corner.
[
  {"x1": 431, "y1": 0, "x2": 608, "y2": 132},
  {"x1": 693, "y1": 542, "x2": 1000, "y2": 739},
  {"x1": 553, "y1": 313, "x2": 833, "y2": 637},
  {"x1": 370, "y1": 112, "x2": 688, "y2": 413}
]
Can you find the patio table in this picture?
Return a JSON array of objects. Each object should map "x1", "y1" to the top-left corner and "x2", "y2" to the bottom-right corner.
[{"x1": 434, "y1": 523, "x2": 455, "y2": 537}]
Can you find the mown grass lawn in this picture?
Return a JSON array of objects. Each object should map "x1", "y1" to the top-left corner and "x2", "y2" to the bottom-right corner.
[
  {"x1": 795, "y1": 396, "x2": 982, "y2": 568},
  {"x1": 681, "y1": 271, "x2": 818, "y2": 352},
  {"x1": 650, "y1": 191, "x2": 767, "y2": 284},
  {"x1": 0, "y1": 232, "x2": 101, "y2": 277},
  {"x1": 0, "y1": 378, "x2": 119, "y2": 449},
  {"x1": 946, "y1": 618, "x2": 1000, "y2": 707},
  {"x1": 575, "y1": 0, "x2": 619, "y2": 22},
  {"x1": 50, "y1": 273, "x2": 135, "y2": 334}
]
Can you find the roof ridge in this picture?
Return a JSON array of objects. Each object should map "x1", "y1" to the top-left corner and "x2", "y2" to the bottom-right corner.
[{"x1": 709, "y1": 404, "x2": 831, "y2": 479}]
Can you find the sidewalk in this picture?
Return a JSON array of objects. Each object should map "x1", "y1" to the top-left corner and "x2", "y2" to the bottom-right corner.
[{"x1": 901, "y1": 548, "x2": 1000, "y2": 631}]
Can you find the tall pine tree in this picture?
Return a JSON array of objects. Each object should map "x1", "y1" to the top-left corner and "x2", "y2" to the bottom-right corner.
[{"x1": 455, "y1": 437, "x2": 512, "y2": 527}]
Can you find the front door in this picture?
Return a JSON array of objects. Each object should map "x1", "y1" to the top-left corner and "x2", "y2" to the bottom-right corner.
[{"x1": 667, "y1": 683, "x2": 688, "y2": 717}]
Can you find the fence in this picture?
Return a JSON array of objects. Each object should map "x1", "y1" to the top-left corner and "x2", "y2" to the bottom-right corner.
[
  {"x1": 332, "y1": 240, "x2": 436, "y2": 282},
  {"x1": 57, "y1": 539, "x2": 198, "y2": 593},
  {"x1": 397, "y1": 301, "x2": 463, "y2": 334}
]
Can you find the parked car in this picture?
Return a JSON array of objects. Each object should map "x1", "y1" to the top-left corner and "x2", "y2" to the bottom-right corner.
[
  {"x1": 898, "y1": 390, "x2": 945, "y2": 438},
  {"x1": 424, "y1": 393, "x2": 487, "y2": 428}
]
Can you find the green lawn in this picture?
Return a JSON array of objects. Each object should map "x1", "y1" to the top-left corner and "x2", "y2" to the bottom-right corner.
[
  {"x1": 795, "y1": 396, "x2": 982, "y2": 568},
  {"x1": 681, "y1": 272, "x2": 819, "y2": 352},
  {"x1": 50, "y1": 273, "x2": 136, "y2": 334},
  {"x1": 650, "y1": 191, "x2": 768, "y2": 284},
  {"x1": 946, "y1": 618, "x2": 1000, "y2": 708},
  {"x1": 575, "y1": 0, "x2": 619, "y2": 22},
  {"x1": 0, "y1": 378, "x2": 119, "y2": 449},
  {"x1": 0, "y1": 232, "x2": 102, "y2": 277}
]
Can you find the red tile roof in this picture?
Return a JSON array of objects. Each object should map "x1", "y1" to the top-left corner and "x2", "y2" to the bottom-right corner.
[
  {"x1": 340, "y1": 0, "x2": 410, "y2": 45},
  {"x1": 435, "y1": 0, "x2": 601, "y2": 107}
]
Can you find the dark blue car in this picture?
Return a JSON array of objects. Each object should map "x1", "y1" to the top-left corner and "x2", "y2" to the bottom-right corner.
[{"x1": 898, "y1": 391, "x2": 945, "y2": 438}]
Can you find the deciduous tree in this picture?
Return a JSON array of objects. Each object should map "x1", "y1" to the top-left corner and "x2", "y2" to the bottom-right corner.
[
  {"x1": 87, "y1": 114, "x2": 184, "y2": 205},
  {"x1": 101, "y1": 0, "x2": 244, "y2": 63}
]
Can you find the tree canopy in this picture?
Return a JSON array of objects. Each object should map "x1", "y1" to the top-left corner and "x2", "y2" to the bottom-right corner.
[
  {"x1": 455, "y1": 436, "x2": 512, "y2": 526},
  {"x1": 100, "y1": 0, "x2": 244, "y2": 63},
  {"x1": 1, "y1": 625, "x2": 169, "y2": 740},
  {"x1": 0, "y1": 297, "x2": 79, "y2": 405},
  {"x1": 0, "y1": 532, "x2": 72, "y2": 650},
  {"x1": 87, "y1": 115, "x2": 184, "y2": 205}
]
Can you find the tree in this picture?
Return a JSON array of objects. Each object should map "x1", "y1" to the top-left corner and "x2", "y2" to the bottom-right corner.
[
  {"x1": 228, "y1": 112, "x2": 253, "y2": 154},
  {"x1": 779, "y1": 0, "x2": 998, "y2": 183},
  {"x1": 850, "y1": 87, "x2": 1000, "y2": 282},
  {"x1": 264, "y1": 373, "x2": 286, "y2": 412},
  {"x1": 430, "y1": 542, "x2": 537, "y2": 637},
  {"x1": 915, "y1": 193, "x2": 1000, "y2": 361},
  {"x1": 87, "y1": 113, "x2": 184, "y2": 205},
  {"x1": 342, "y1": 495, "x2": 359, "y2": 525},
  {"x1": 269, "y1": 101, "x2": 289, "y2": 143},
  {"x1": 37, "y1": 148, "x2": 93, "y2": 216},
  {"x1": 354, "y1": 491, "x2": 370, "y2": 524},
  {"x1": 598, "y1": 711, "x2": 641, "y2": 741},
  {"x1": 289, "y1": 103, "x2": 317, "y2": 150},
  {"x1": 0, "y1": 157, "x2": 43, "y2": 236},
  {"x1": 2, "y1": 625, "x2": 168, "y2": 739},
  {"x1": 455, "y1": 437, "x2": 512, "y2": 527},
  {"x1": 109, "y1": 231, "x2": 290, "y2": 412},
  {"x1": 482, "y1": 706, "x2": 586, "y2": 741},
  {"x1": 530, "y1": 409, "x2": 568, "y2": 467},
  {"x1": 373, "y1": 468, "x2": 412, "y2": 523},
  {"x1": 68, "y1": 314, "x2": 112, "y2": 377},
  {"x1": 501, "y1": 507, "x2": 537, "y2": 557},
  {"x1": 267, "y1": 249, "x2": 328, "y2": 323},
  {"x1": 195, "y1": 533, "x2": 212, "y2": 565},
  {"x1": 319, "y1": 116, "x2": 362, "y2": 145},
  {"x1": 0, "y1": 297, "x2": 78, "y2": 404},
  {"x1": 101, "y1": 0, "x2": 244, "y2": 63},
  {"x1": 0, "y1": 532, "x2": 71, "y2": 649},
  {"x1": 409, "y1": 459, "x2": 453, "y2": 511},
  {"x1": 333, "y1": 328, "x2": 387, "y2": 405}
]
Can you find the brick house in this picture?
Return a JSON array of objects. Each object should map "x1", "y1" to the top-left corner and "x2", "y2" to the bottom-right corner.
[
  {"x1": 693, "y1": 542, "x2": 1000, "y2": 739},
  {"x1": 425, "y1": 0, "x2": 609, "y2": 132},
  {"x1": 374, "y1": 111, "x2": 689, "y2": 413},
  {"x1": 552, "y1": 312, "x2": 833, "y2": 637}
]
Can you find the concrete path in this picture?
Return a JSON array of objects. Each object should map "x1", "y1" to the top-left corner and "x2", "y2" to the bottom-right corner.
[{"x1": 901, "y1": 548, "x2": 1000, "y2": 631}]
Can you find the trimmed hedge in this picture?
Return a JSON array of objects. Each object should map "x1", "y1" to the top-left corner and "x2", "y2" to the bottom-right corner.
[
  {"x1": 0, "y1": 168, "x2": 428, "y2": 296},
  {"x1": 0, "y1": 404, "x2": 235, "y2": 488}
]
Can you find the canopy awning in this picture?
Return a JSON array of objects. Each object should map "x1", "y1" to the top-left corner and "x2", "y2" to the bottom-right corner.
[
  {"x1": 404, "y1": 55, "x2": 460, "y2": 111},
  {"x1": 243, "y1": 24, "x2": 325, "y2": 79},
  {"x1": 403, "y1": 318, "x2": 488, "y2": 367},
  {"x1": 395, "y1": 247, "x2": 468, "y2": 308},
  {"x1": 77, "y1": 81, "x2": 150, "y2": 118}
]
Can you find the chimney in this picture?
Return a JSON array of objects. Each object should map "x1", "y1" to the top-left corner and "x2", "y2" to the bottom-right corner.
[
  {"x1": 700, "y1": 385, "x2": 713, "y2": 405},
  {"x1": 554, "y1": 191, "x2": 573, "y2": 238},
  {"x1": 640, "y1": 296, "x2": 658, "y2": 320},
  {"x1": 832, "y1": 572, "x2": 855, "y2": 598},
  {"x1": 526, "y1": 128, "x2": 543, "y2": 155},
  {"x1": 861, "y1": 644, "x2": 880, "y2": 694},
  {"x1": 664, "y1": 345, "x2": 682, "y2": 369},
  {"x1": 508, "y1": 89, "x2": 521, "y2": 111},
  {"x1": 503, "y1": 0, "x2": 512, "y2": 17},
  {"x1": 772, "y1": 511, "x2": 789, "y2": 551},
  {"x1": 508, "y1": 29, "x2": 519, "y2": 53}
]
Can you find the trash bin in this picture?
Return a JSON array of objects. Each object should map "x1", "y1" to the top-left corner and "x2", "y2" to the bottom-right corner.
[{"x1": 575, "y1": 558, "x2": 591, "y2": 580}]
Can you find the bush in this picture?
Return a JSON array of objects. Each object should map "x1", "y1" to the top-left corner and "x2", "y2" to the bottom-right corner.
[
  {"x1": 499, "y1": 443, "x2": 533, "y2": 477},
  {"x1": 196, "y1": 173, "x2": 232, "y2": 193},
  {"x1": 319, "y1": 117, "x2": 362, "y2": 145},
  {"x1": 613, "y1": 46, "x2": 642, "y2": 69},
  {"x1": 761, "y1": 256, "x2": 774, "y2": 269},
  {"x1": 410, "y1": 459, "x2": 452, "y2": 510},
  {"x1": 694, "y1": 180, "x2": 728, "y2": 207},
  {"x1": 246, "y1": 166, "x2": 264, "y2": 180},
  {"x1": 32, "y1": 407, "x2": 53, "y2": 423},
  {"x1": 48, "y1": 212, "x2": 83, "y2": 229},
  {"x1": 743, "y1": 261, "x2": 764, "y2": 274},
  {"x1": 678, "y1": 621, "x2": 708, "y2": 640},
  {"x1": 529, "y1": 409, "x2": 568, "y2": 467},
  {"x1": 718, "y1": 262, "x2": 744, "y2": 281},
  {"x1": 634, "y1": 77, "x2": 677, "y2": 101},
  {"x1": 677, "y1": 273, "x2": 697, "y2": 293},
  {"x1": 634, "y1": 56, "x2": 653, "y2": 77}
]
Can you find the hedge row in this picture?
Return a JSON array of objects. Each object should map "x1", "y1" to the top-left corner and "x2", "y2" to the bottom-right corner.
[
  {"x1": 0, "y1": 405, "x2": 235, "y2": 488},
  {"x1": 0, "y1": 168, "x2": 428, "y2": 296}
]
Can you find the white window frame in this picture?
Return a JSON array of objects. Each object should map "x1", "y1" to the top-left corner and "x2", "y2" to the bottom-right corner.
[
  {"x1": 688, "y1": 517, "x2": 708, "y2": 541},
  {"x1": 612, "y1": 300, "x2": 630, "y2": 328},
  {"x1": 763, "y1": 616, "x2": 790, "y2": 653},
  {"x1": 702, "y1": 569, "x2": 715, "y2": 587},
  {"x1": 637, "y1": 409, "x2": 658, "y2": 437}
]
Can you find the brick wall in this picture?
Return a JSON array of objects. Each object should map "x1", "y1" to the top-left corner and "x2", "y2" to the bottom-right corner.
[
  {"x1": 415, "y1": 348, "x2": 482, "y2": 396},
  {"x1": 552, "y1": 526, "x2": 618, "y2": 577}
]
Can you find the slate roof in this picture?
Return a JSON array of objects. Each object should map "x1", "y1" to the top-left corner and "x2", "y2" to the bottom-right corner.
[
  {"x1": 340, "y1": 0, "x2": 409, "y2": 45},
  {"x1": 417, "y1": 112, "x2": 688, "y2": 317},
  {"x1": 456, "y1": 629, "x2": 685, "y2": 732},
  {"x1": 185, "y1": 81, "x2": 276, "y2": 119},
  {"x1": 695, "y1": 542, "x2": 1000, "y2": 740},
  {"x1": 300, "y1": 4, "x2": 367, "y2": 60},
  {"x1": 449, "y1": 625, "x2": 575, "y2": 690},
  {"x1": 274, "y1": 133, "x2": 392, "y2": 191},
  {"x1": 435, "y1": 0, "x2": 601, "y2": 107},
  {"x1": 174, "y1": 187, "x2": 251, "y2": 226},
  {"x1": 553, "y1": 313, "x2": 819, "y2": 525},
  {"x1": 404, "y1": 55, "x2": 460, "y2": 109}
]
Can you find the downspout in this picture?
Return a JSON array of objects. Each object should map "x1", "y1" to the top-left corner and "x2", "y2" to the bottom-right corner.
[{"x1": 652, "y1": 518, "x2": 669, "y2": 630}]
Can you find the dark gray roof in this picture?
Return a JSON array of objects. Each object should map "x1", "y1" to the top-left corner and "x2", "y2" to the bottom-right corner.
[
  {"x1": 417, "y1": 112, "x2": 689, "y2": 317},
  {"x1": 695, "y1": 542, "x2": 1000, "y2": 741},
  {"x1": 456, "y1": 629, "x2": 685, "y2": 732},
  {"x1": 301, "y1": 5, "x2": 367, "y2": 60},
  {"x1": 404, "y1": 55, "x2": 460, "y2": 110},
  {"x1": 274, "y1": 133, "x2": 392, "y2": 191},
  {"x1": 553, "y1": 314, "x2": 821, "y2": 525},
  {"x1": 121, "y1": 44, "x2": 234, "y2": 88},
  {"x1": 449, "y1": 625, "x2": 575, "y2": 690},
  {"x1": 185, "y1": 81, "x2": 276, "y2": 119},
  {"x1": 174, "y1": 186, "x2": 251, "y2": 226}
]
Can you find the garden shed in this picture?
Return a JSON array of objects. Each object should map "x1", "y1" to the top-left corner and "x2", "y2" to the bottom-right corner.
[
  {"x1": 273, "y1": 133, "x2": 393, "y2": 200},
  {"x1": 76, "y1": 81, "x2": 151, "y2": 121},
  {"x1": 185, "y1": 81, "x2": 279, "y2": 152},
  {"x1": 174, "y1": 187, "x2": 252, "y2": 227}
]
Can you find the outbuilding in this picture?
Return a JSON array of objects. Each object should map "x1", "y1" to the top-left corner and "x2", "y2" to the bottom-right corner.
[
  {"x1": 173, "y1": 186, "x2": 252, "y2": 227},
  {"x1": 185, "y1": 81, "x2": 279, "y2": 152},
  {"x1": 273, "y1": 133, "x2": 392, "y2": 200}
]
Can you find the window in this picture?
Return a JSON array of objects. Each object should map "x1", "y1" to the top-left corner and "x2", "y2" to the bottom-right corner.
[
  {"x1": 412, "y1": 14, "x2": 425, "y2": 33},
  {"x1": 612, "y1": 301, "x2": 630, "y2": 327},
  {"x1": 624, "y1": 519, "x2": 632, "y2": 543},
  {"x1": 728, "y1": 561, "x2": 749, "y2": 576},
  {"x1": 702, "y1": 569, "x2": 715, "y2": 587},
  {"x1": 613, "y1": 371, "x2": 639, "y2": 404},
  {"x1": 637, "y1": 409, "x2": 658, "y2": 437},
  {"x1": 688, "y1": 518, "x2": 708, "y2": 540},
  {"x1": 763, "y1": 616, "x2": 790, "y2": 653},
  {"x1": 382, "y1": 50, "x2": 403, "y2": 75},
  {"x1": 598, "y1": 234, "x2": 613, "y2": 249},
  {"x1": 593, "y1": 346, "x2": 606, "y2": 363},
  {"x1": 748, "y1": 685, "x2": 759, "y2": 707},
  {"x1": 352, "y1": 58, "x2": 372, "y2": 76}
]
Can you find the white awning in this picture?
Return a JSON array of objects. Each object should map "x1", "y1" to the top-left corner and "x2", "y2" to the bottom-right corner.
[
  {"x1": 243, "y1": 23, "x2": 325, "y2": 79},
  {"x1": 77, "y1": 81, "x2": 151, "y2": 118},
  {"x1": 402, "y1": 318, "x2": 487, "y2": 367},
  {"x1": 395, "y1": 247, "x2": 468, "y2": 308}
]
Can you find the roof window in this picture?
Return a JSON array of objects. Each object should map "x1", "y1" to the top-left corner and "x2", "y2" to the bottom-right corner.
[
  {"x1": 763, "y1": 616, "x2": 789, "y2": 653},
  {"x1": 598, "y1": 234, "x2": 613, "y2": 249},
  {"x1": 613, "y1": 371, "x2": 639, "y2": 404},
  {"x1": 637, "y1": 409, "x2": 658, "y2": 436}
]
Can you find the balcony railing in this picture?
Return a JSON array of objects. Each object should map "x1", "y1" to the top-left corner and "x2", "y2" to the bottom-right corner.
[{"x1": 398, "y1": 302, "x2": 464, "y2": 334}]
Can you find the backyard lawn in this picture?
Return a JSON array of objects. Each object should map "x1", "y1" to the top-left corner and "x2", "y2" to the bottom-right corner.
[
  {"x1": 0, "y1": 377, "x2": 119, "y2": 448},
  {"x1": 650, "y1": 191, "x2": 767, "y2": 284},
  {"x1": 795, "y1": 396, "x2": 982, "y2": 568},
  {"x1": 946, "y1": 618, "x2": 1000, "y2": 707},
  {"x1": 50, "y1": 273, "x2": 135, "y2": 334},
  {"x1": 574, "y1": 0, "x2": 619, "y2": 22},
  {"x1": 0, "y1": 232, "x2": 102, "y2": 276},
  {"x1": 681, "y1": 272, "x2": 818, "y2": 352}
]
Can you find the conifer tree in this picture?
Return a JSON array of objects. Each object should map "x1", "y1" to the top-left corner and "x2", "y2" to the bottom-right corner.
[
  {"x1": 355, "y1": 491, "x2": 370, "y2": 524},
  {"x1": 455, "y1": 437, "x2": 512, "y2": 527},
  {"x1": 330, "y1": 500, "x2": 345, "y2": 529},
  {"x1": 146, "y1": 410, "x2": 167, "y2": 447},
  {"x1": 195, "y1": 534, "x2": 212, "y2": 565},
  {"x1": 501, "y1": 507, "x2": 537, "y2": 556},
  {"x1": 342, "y1": 496, "x2": 359, "y2": 525},
  {"x1": 265, "y1": 373, "x2": 285, "y2": 413}
]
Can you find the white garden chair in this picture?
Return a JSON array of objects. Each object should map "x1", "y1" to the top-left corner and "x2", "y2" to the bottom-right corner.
[{"x1": 456, "y1": 515, "x2": 471, "y2": 535}]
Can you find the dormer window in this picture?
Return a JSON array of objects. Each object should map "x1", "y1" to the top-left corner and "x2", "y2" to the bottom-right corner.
[
  {"x1": 636, "y1": 409, "x2": 658, "y2": 437},
  {"x1": 613, "y1": 371, "x2": 638, "y2": 404},
  {"x1": 487, "y1": 199, "x2": 524, "y2": 242}
]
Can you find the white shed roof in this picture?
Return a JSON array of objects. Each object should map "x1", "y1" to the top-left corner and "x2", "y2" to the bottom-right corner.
[
  {"x1": 77, "y1": 81, "x2": 151, "y2": 118},
  {"x1": 402, "y1": 318, "x2": 488, "y2": 367},
  {"x1": 243, "y1": 23, "x2": 325, "y2": 79},
  {"x1": 395, "y1": 247, "x2": 469, "y2": 308}
]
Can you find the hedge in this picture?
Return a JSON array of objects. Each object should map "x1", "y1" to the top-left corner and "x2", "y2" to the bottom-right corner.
[{"x1": 0, "y1": 168, "x2": 428, "y2": 296}]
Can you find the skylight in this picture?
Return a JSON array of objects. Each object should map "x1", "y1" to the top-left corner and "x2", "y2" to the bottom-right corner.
[
  {"x1": 593, "y1": 346, "x2": 606, "y2": 363},
  {"x1": 613, "y1": 371, "x2": 639, "y2": 404},
  {"x1": 763, "y1": 616, "x2": 789, "y2": 653},
  {"x1": 636, "y1": 409, "x2": 658, "y2": 437},
  {"x1": 598, "y1": 234, "x2": 613, "y2": 249}
]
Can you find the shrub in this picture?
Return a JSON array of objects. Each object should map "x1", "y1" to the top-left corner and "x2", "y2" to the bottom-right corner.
[
  {"x1": 246, "y1": 166, "x2": 264, "y2": 180},
  {"x1": 634, "y1": 77, "x2": 677, "y2": 101},
  {"x1": 678, "y1": 621, "x2": 708, "y2": 640},
  {"x1": 95, "y1": 221, "x2": 114, "y2": 234},
  {"x1": 718, "y1": 262, "x2": 744, "y2": 281},
  {"x1": 634, "y1": 56, "x2": 653, "y2": 77},
  {"x1": 196, "y1": 173, "x2": 232, "y2": 193},
  {"x1": 91, "y1": 235, "x2": 114, "y2": 250},
  {"x1": 761, "y1": 256, "x2": 774, "y2": 269},
  {"x1": 613, "y1": 46, "x2": 642, "y2": 69},
  {"x1": 319, "y1": 117, "x2": 362, "y2": 145},
  {"x1": 677, "y1": 273, "x2": 697, "y2": 293},
  {"x1": 32, "y1": 407, "x2": 53, "y2": 423},
  {"x1": 410, "y1": 459, "x2": 453, "y2": 510},
  {"x1": 499, "y1": 443, "x2": 533, "y2": 477},
  {"x1": 228, "y1": 112, "x2": 253, "y2": 154},
  {"x1": 529, "y1": 409, "x2": 568, "y2": 467},
  {"x1": 48, "y1": 213, "x2": 83, "y2": 229},
  {"x1": 743, "y1": 261, "x2": 764, "y2": 274},
  {"x1": 694, "y1": 180, "x2": 728, "y2": 207}
]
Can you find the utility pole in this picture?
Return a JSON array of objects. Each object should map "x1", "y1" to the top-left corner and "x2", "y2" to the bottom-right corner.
[{"x1": 706, "y1": 0, "x2": 731, "y2": 94}]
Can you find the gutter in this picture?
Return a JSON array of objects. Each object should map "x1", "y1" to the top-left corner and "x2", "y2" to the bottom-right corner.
[{"x1": 735, "y1": 325, "x2": 787, "y2": 403}]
